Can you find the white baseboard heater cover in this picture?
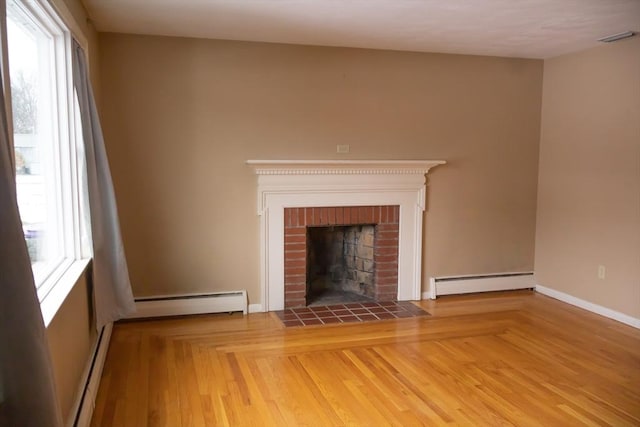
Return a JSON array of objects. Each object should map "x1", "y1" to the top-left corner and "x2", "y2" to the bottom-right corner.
[
  {"x1": 429, "y1": 272, "x2": 534, "y2": 299},
  {"x1": 73, "y1": 323, "x2": 113, "y2": 427},
  {"x1": 130, "y1": 290, "x2": 248, "y2": 319}
]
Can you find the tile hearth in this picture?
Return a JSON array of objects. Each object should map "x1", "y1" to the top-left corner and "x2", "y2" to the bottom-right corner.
[{"x1": 274, "y1": 301, "x2": 429, "y2": 327}]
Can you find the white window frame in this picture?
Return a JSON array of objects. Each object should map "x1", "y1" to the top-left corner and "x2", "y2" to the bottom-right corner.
[{"x1": 5, "y1": 0, "x2": 90, "y2": 326}]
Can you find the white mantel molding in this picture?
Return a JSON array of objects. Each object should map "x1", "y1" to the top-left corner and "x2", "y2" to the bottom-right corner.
[
  {"x1": 247, "y1": 159, "x2": 446, "y2": 311},
  {"x1": 246, "y1": 159, "x2": 445, "y2": 175}
]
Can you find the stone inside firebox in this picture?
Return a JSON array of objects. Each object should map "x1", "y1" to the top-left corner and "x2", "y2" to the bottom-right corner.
[{"x1": 306, "y1": 224, "x2": 376, "y2": 306}]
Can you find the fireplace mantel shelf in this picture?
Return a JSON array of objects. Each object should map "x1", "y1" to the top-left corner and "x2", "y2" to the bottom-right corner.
[{"x1": 247, "y1": 159, "x2": 446, "y2": 175}]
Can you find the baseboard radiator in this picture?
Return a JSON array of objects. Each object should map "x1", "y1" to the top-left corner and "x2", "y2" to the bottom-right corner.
[
  {"x1": 429, "y1": 272, "x2": 534, "y2": 299},
  {"x1": 129, "y1": 290, "x2": 248, "y2": 319},
  {"x1": 73, "y1": 323, "x2": 113, "y2": 427}
]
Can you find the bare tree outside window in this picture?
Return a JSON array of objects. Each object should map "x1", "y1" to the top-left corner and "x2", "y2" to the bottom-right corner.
[
  {"x1": 10, "y1": 71, "x2": 37, "y2": 134},
  {"x1": 11, "y1": 71, "x2": 37, "y2": 176}
]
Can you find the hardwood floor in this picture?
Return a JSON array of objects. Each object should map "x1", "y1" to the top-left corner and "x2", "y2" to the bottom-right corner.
[{"x1": 90, "y1": 291, "x2": 640, "y2": 426}]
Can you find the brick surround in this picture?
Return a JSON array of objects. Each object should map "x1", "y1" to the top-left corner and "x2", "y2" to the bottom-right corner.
[{"x1": 284, "y1": 206, "x2": 400, "y2": 308}]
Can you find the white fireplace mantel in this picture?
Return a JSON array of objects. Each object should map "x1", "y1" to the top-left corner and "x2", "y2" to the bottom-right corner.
[{"x1": 247, "y1": 159, "x2": 445, "y2": 311}]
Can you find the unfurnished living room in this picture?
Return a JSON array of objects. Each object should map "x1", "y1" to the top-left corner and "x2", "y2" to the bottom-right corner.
[{"x1": 0, "y1": 0, "x2": 638, "y2": 426}]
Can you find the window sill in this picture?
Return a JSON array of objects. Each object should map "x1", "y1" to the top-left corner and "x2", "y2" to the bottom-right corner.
[{"x1": 41, "y1": 258, "x2": 91, "y2": 327}]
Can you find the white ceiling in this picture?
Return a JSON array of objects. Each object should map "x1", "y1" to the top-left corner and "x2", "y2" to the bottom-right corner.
[{"x1": 83, "y1": 0, "x2": 640, "y2": 59}]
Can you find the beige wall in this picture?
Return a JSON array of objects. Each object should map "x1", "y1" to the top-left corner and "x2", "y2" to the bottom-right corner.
[
  {"x1": 99, "y1": 33, "x2": 543, "y2": 303},
  {"x1": 535, "y1": 37, "x2": 640, "y2": 318},
  {"x1": 45, "y1": 0, "x2": 100, "y2": 424}
]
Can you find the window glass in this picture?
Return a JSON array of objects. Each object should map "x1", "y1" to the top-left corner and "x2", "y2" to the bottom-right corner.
[{"x1": 7, "y1": 3, "x2": 64, "y2": 288}]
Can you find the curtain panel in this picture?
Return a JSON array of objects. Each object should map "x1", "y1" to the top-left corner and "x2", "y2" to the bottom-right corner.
[{"x1": 72, "y1": 40, "x2": 136, "y2": 329}]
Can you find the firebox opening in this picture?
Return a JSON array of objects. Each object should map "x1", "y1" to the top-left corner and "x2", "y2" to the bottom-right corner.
[{"x1": 306, "y1": 224, "x2": 376, "y2": 306}]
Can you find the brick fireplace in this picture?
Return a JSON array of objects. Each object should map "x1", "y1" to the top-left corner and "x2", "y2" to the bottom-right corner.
[
  {"x1": 284, "y1": 205, "x2": 399, "y2": 308},
  {"x1": 247, "y1": 159, "x2": 445, "y2": 312}
]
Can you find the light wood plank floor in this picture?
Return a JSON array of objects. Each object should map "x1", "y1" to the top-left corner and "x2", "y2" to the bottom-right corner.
[{"x1": 91, "y1": 291, "x2": 640, "y2": 426}]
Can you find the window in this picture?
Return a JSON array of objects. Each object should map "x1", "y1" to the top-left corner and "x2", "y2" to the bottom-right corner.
[{"x1": 6, "y1": 0, "x2": 89, "y2": 324}]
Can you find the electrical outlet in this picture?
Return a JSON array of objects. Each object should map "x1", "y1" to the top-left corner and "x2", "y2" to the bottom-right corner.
[
  {"x1": 336, "y1": 144, "x2": 350, "y2": 154},
  {"x1": 598, "y1": 265, "x2": 606, "y2": 280}
]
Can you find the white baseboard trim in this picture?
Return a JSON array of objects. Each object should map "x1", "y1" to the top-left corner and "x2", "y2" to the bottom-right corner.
[
  {"x1": 73, "y1": 322, "x2": 113, "y2": 427},
  {"x1": 248, "y1": 303, "x2": 263, "y2": 313},
  {"x1": 535, "y1": 285, "x2": 640, "y2": 329},
  {"x1": 129, "y1": 291, "x2": 248, "y2": 319},
  {"x1": 431, "y1": 272, "x2": 535, "y2": 298}
]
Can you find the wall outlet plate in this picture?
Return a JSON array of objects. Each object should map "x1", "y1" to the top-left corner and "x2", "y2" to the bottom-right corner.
[{"x1": 337, "y1": 144, "x2": 350, "y2": 154}]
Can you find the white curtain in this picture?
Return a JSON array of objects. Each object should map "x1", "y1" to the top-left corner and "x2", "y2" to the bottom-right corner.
[
  {"x1": 72, "y1": 40, "x2": 136, "y2": 329},
  {"x1": 0, "y1": 0, "x2": 63, "y2": 424}
]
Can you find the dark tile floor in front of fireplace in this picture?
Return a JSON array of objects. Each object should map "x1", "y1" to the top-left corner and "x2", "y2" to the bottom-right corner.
[{"x1": 274, "y1": 301, "x2": 429, "y2": 327}]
